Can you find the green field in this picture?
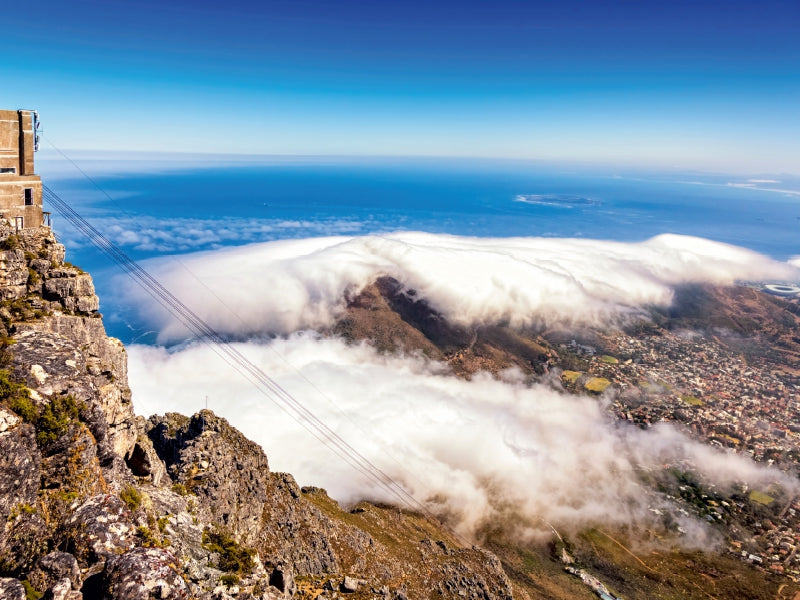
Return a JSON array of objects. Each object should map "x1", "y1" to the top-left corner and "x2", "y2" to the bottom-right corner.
[
  {"x1": 749, "y1": 490, "x2": 775, "y2": 506},
  {"x1": 584, "y1": 377, "x2": 611, "y2": 393},
  {"x1": 680, "y1": 394, "x2": 704, "y2": 406}
]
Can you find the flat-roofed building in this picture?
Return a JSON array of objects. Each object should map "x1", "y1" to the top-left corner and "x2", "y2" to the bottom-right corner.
[{"x1": 0, "y1": 109, "x2": 47, "y2": 230}]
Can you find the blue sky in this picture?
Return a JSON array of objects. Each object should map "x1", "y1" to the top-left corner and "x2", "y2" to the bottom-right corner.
[{"x1": 3, "y1": 0, "x2": 799, "y2": 173}]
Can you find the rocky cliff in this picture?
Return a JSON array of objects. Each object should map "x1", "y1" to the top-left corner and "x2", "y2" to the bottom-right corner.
[{"x1": 0, "y1": 224, "x2": 516, "y2": 600}]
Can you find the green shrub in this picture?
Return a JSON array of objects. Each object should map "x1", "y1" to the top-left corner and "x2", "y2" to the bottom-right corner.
[
  {"x1": 1, "y1": 369, "x2": 37, "y2": 423},
  {"x1": 202, "y1": 529, "x2": 255, "y2": 574},
  {"x1": 0, "y1": 235, "x2": 19, "y2": 251},
  {"x1": 136, "y1": 525, "x2": 162, "y2": 547},
  {"x1": 35, "y1": 395, "x2": 79, "y2": 446},
  {"x1": 62, "y1": 262, "x2": 84, "y2": 274},
  {"x1": 171, "y1": 482, "x2": 190, "y2": 496},
  {"x1": 219, "y1": 573, "x2": 239, "y2": 587},
  {"x1": 7, "y1": 503, "x2": 36, "y2": 521},
  {"x1": 157, "y1": 515, "x2": 169, "y2": 532},
  {"x1": 22, "y1": 579, "x2": 41, "y2": 600},
  {"x1": 3, "y1": 377, "x2": 82, "y2": 446},
  {"x1": 27, "y1": 268, "x2": 40, "y2": 286},
  {"x1": 8, "y1": 395, "x2": 38, "y2": 423},
  {"x1": 120, "y1": 485, "x2": 143, "y2": 512}
]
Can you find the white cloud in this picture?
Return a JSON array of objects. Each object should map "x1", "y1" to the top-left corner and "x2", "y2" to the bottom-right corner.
[
  {"x1": 128, "y1": 335, "x2": 795, "y2": 542},
  {"x1": 115, "y1": 232, "x2": 800, "y2": 343},
  {"x1": 120, "y1": 233, "x2": 800, "y2": 543},
  {"x1": 56, "y1": 215, "x2": 374, "y2": 254}
]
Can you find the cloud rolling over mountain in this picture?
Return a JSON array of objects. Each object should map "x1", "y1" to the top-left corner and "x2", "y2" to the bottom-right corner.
[
  {"x1": 128, "y1": 335, "x2": 794, "y2": 543},
  {"x1": 122, "y1": 233, "x2": 800, "y2": 542},
  {"x1": 117, "y1": 232, "x2": 800, "y2": 343}
]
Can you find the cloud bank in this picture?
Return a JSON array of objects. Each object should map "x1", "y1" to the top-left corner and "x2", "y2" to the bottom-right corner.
[
  {"x1": 128, "y1": 335, "x2": 795, "y2": 542},
  {"x1": 117, "y1": 232, "x2": 799, "y2": 343},
  {"x1": 58, "y1": 215, "x2": 375, "y2": 254},
  {"x1": 121, "y1": 233, "x2": 800, "y2": 541}
]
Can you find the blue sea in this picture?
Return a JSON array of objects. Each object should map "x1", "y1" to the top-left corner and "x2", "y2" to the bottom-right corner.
[{"x1": 38, "y1": 155, "x2": 800, "y2": 343}]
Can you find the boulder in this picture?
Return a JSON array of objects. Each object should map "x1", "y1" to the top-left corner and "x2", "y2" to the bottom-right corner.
[
  {"x1": 0, "y1": 578, "x2": 26, "y2": 600},
  {"x1": 28, "y1": 551, "x2": 82, "y2": 592},
  {"x1": 41, "y1": 577, "x2": 82, "y2": 600},
  {"x1": 64, "y1": 495, "x2": 136, "y2": 564},
  {"x1": 102, "y1": 547, "x2": 190, "y2": 599}
]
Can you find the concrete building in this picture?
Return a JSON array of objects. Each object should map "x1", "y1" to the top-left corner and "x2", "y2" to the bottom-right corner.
[{"x1": 0, "y1": 109, "x2": 47, "y2": 230}]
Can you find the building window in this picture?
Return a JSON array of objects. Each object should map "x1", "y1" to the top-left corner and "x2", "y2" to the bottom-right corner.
[
  {"x1": 0, "y1": 167, "x2": 15, "y2": 174},
  {"x1": 24, "y1": 188, "x2": 33, "y2": 205}
]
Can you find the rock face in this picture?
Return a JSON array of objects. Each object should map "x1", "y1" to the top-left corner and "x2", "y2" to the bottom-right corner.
[
  {"x1": 333, "y1": 276, "x2": 553, "y2": 378},
  {"x1": 0, "y1": 223, "x2": 517, "y2": 599}
]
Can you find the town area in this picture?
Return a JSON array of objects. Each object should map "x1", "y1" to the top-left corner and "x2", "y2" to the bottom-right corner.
[{"x1": 557, "y1": 322, "x2": 800, "y2": 577}]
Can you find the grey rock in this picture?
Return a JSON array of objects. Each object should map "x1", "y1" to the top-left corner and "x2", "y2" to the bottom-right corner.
[
  {"x1": 341, "y1": 575, "x2": 361, "y2": 592},
  {"x1": 0, "y1": 419, "x2": 39, "y2": 518},
  {"x1": 146, "y1": 411, "x2": 345, "y2": 576},
  {"x1": 30, "y1": 258, "x2": 52, "y2": 275},
  {"x1": 0, "y1": 577, "x2": 26, "y2": 600},
  {"x1": 41, "y1": 577, "x2": 82, "y2": 600},
  {"x1": 211, "y1": 587, "x2": 235, "y2": 600},
  {"x1": 268, "y1": 563, "x2": 294, "y2": 596},
  {"x1": 102, "y1": 547, "x2": 190, "y2": 599},
  {"x1": 0, "y1": 248, "x2": 27, "y2": 300},
  {"x1": 29, "y1": 551, "x2": 82, "y2": 592},
  {"x1": 13, "y1": 312, "x2": 137, "y2": 461},
  {"x1": 43, "y1": 272, "x2": 99, "y2": 314},
  {"x1": 64, "y1": 495, "x2": 136, "y2": 563},
  {"x1": 0, "y1": 420, "x2": 47, "y2": 572},
  {"x1": 0, "y1": 407, "x2": 20, "y2": 433}
]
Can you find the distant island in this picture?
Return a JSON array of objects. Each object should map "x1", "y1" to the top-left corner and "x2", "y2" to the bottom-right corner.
[{"x1": 514, "y1": 193, "x2": 600, "y2": 208}]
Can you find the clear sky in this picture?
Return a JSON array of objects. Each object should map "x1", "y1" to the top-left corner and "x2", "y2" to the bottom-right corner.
[{"x1": 2, "y1": 0, "x2": 799, "y2": 173}]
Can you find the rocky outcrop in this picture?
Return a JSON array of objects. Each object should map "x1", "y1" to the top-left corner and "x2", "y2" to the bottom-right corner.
[
  {"x1": 333, "y1": 276, "x2": 553, "y2": 378},
  {"x1": 0, "y1": 224, "x2": 517, "y2": 599},
  {"x1": 101, "y1": 547, "x2": 189, "y2": 600}
]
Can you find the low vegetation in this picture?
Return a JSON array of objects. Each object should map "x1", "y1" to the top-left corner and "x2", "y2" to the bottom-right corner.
[
  {"x1": 201, "y1": 528, "x2": 255, "y2": 575},
  {"x1": 584, "y1": 377, "x2": 611, "y2": 393},
  {"x1": 0, "y1": 234, "x2": 19, "y2": 251},
  {"x1": 35, "y1": 395, "x2": 80, "y2": 446},
  {"x1": 749, "y1": 490, "x2": 775, "y2": 506},
  {"x1": 120, "y1": 485, "x2": 143, "y2": 512},
  {"x1": 1, "y1": 368, "x2": 36, "y2": 421},
  {"x1": 680, "y1": 394, "x2": 704, "y2": 406},
  {"x1": 171, "y1": 482, "x2": 190, "y2": 496},
  {"x1": 2, "y1": 373, "x2": 81, "y2": 447},
  {"x1": 136, "y1": 525, "x2": 169, "y2": 548}
]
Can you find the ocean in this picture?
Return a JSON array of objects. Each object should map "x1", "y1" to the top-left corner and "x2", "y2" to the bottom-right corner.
[{"x1": 38, "y1": 155, "x2": 800, "y2": 343}]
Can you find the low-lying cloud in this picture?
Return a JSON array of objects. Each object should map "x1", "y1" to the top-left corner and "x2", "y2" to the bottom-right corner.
[
  {"x1": 128, "y1": 335, "x2": 795, "y2": 542},
  {"x1": 58, "y1": 215, "x2": 375, "y2": 254},
  {"x1": 121, "y1": 233, "x2": 800, "y2": 542},
  {"x1": 116, "y1": 232, "x2": 800, "y2": 343}
]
